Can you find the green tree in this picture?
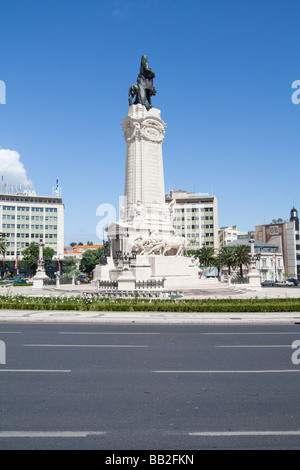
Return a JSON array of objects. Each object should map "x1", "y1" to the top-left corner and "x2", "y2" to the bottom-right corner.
[
  {"x1": 62, "y1": 256, "x2": 79, "y2": 278},
  {"x1": 79, "y1": 247, "x2": 104, "y2": 275},
  {"x1": 233, "y1": 244, "x2": 250, "y2": 277},
  {"x1": 23, "y1": 243, "x2": 55, "y2": 275},
  {"x1": 219, "y1": 246, "x2": 236, "y2": 275},
  {"x1": 70, "y1": 242, "x2": 77, "y2": 247},
  {"x1": 197, "y1": 246, "x2": 217, "y2": 267}
]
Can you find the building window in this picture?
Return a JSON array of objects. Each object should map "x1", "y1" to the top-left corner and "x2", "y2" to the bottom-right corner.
[{"x1": 45, "y1": 208, "x2": 57, "y2": 213}]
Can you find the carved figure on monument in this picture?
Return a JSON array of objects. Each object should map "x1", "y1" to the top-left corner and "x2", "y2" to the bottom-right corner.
[
  {"x1": 128, "y1": 55, "x2": 157, "y2": 111},
  {"x1": 120, "y1": 203, "x2": 127, "y2": 222},
  {"x1": 189, "y1": 255, "x2": 200, "y2": 267},
  {"x1": 133, "y1": 200, "x2": 145, "y2": 219},
  {"x1": 163, "y1": 234, "x2": 188, "y2": 257},
  {"x1": 36, "y1": 240, "x2": 45, "y2": 271},
  {"x1": 146, "y1": 230, "x2": 165, "y2": 255},
  {"x1": 139, "y1": 239, "x2": 153, "y2": 256},
  {"x1": 131, "y1": 236, "x2": 146, "y2": 254}
]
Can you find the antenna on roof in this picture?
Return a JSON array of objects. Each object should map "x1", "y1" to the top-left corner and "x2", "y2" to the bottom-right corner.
[{"x1": 53, "y1": 178, "x2": 61, "y2": 197}]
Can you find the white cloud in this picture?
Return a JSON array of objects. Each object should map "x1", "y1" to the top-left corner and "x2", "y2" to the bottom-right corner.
[{"x1": 0, "y1": 148, "x2": 33, "y2": 191}]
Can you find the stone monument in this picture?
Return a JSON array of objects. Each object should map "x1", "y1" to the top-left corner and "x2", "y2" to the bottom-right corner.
[
  {"x1": 247, "y1": 236, "x2": 262, "y2": 288},
  {"x1": 94, "y1": 56, "x2": 200, "y2": 289},
  {"x1": 32, "y1": 240, "x2": 49, "y2": 288}
]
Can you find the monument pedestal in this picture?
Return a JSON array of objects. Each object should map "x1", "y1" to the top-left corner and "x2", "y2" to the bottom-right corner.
[
  {"x1": 32, "y1": 273, "x2": 48, "y2": 289},
  {"x1": 117, "y1": 268, "x2": 136, "y2": 291},
  {"x1": 247, "y1": 270, "x2": 262, "y2": 288},
  {"x1": 246, "y1": 236, "x2": 262, "y2": 288},
  {"x1": 32, "y1": 241, "x2": 49, "y2": 288}
]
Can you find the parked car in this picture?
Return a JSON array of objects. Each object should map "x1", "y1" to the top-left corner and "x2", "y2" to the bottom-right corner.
[
  {"x1": 261, "y1": 280, "x2": 275, "y2": 287},
  {"x1": 287, "y1": 278, "x2": 299, "y2": 286},
  {"x1": 275, "y1": 280, "x2": 294, "y2": 287},
  {"x1": 76, "y1": 274, "x2": 89, "y2": 284},
  {"x1": 13, "y1": 279, "x2": 27, "y2": 285}
]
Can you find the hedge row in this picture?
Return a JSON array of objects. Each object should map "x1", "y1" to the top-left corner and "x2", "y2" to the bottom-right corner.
[{"x1": 0, "y1": 295, "x2": 300, "y2": 312}]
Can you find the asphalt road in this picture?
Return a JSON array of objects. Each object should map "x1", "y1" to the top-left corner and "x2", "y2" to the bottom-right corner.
[{"x1": 0, "y1": 322, "x2": 300, "y2": 450}]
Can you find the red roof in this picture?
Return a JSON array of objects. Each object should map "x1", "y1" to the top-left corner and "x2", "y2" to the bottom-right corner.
[{"x1": 64, "y1": 244, "x2": 103, "y2": 254}]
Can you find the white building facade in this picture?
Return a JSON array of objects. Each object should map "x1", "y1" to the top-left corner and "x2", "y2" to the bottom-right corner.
[
  {"x1": 165, "y1": 190, "x2": 219, "y2": 250},
  {"x1": 0, "y1": 193, "x2": 64, "y2": 261},
  {"x1": 225, "y1": 237, "x2": 285, "y2": 282},
  {"x1": 218, "y1": 225, "x2": 247, "y2": 248}
]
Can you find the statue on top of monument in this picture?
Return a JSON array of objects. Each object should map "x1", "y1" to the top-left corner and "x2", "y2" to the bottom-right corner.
[{"x1": 128, "y1": 55, "x2": 157, "y2": 111}]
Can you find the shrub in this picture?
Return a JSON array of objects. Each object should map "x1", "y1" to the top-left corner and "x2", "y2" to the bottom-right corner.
[{"x1": 0, "y1": 294, "x2": 300, "y2": 312}]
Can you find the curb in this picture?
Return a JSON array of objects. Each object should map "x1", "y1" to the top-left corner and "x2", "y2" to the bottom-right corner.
[{"x1": 1, "y1": 310, "x2": 300, "y2": 325}]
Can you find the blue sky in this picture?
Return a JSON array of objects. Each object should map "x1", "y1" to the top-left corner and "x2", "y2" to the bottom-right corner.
[{"x1": 0, "y1": 0, "x2": 299, "y2": 244}]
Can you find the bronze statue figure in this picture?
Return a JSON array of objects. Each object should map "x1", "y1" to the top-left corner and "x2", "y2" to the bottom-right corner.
[{"x1": 128, "y1": 55, "x2": 157, "y2": 111}]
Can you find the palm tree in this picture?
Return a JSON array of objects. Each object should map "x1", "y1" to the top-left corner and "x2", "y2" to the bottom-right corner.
[
  {"x1": 233, "y1": 244, "x2": 250, "y2": 277},
  {"x1": 0, "y1": 232, "x2": 7, "y2": 257},
  {"x1": 219, "y1": 246, "x2": 236, "y2": 275},
  {"x1": 197, "y1": 246, "x2": 216, "y2": 267}
]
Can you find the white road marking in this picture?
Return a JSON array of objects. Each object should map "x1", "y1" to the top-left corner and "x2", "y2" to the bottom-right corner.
[
  {"x1": 23, "y1": 344, "x2": 148, "y2": 348},
  {"x1": 0, "y1": 331, "x2": 21, "y2": 334},
  {"x1": 188, "y1": 430, "x2": 300, "y2": 437},
  {"x1": 58, "y1": 332, "x2": 159, "y2": 335},
  {"x1": 0, "y1": 369, "x2": 71, "y2": 373},
  {"x1": 216, "y1": 345, "x2": 293, "y2": 348},
  {"x1": 0, "y1": 431, "x2": 105, "y2": 438},
  {"x1": 202, "y1": 332, "x2": 300, "y2": 335},
  {"x1": 152, "y1": 370, "x2": 300, "y2": 373}
]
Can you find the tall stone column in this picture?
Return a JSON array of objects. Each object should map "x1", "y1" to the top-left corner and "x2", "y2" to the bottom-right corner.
[
  {"x1": 122, "y1": 104, "x2": 166, "y2": 207},
  {"x1": 120, "y1": 104, "x2": 173, "y2": 237}
]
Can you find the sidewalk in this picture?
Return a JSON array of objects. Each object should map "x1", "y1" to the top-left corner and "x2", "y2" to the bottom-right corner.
[{"x1": 0, "y1": 309, "x2": 299, "y2": 324}]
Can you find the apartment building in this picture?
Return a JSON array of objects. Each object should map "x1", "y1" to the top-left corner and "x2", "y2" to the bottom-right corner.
[
  {"x1": 0, "y1": 192, "x2": 64, "y2": 262},
  {"x1": 218, "y1": 225, "x2": 248, "y2": 248},
  {"x1": 255, "y1": 208, "x2": 300, "y2": 280},
  {"x1": 165, "y1": 190, "x2": 218, "y2": 250}
]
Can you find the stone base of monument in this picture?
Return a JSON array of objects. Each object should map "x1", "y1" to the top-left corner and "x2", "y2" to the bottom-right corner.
[
  {"x1": 116, "y1": 267, "x2": 136, "y2": 291},
  {"x1": 93, "y1": 257, "x2": 115, "y2": 281},
  {"x1": 32, "y1": 270, "x2": 49, "y2": 289},
  {"x1": 94, "y1": 254, "x2": 200, "y2": 290},
  {"x1": 247, "y1": 270, "x2": 262, "y2": 288}
]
